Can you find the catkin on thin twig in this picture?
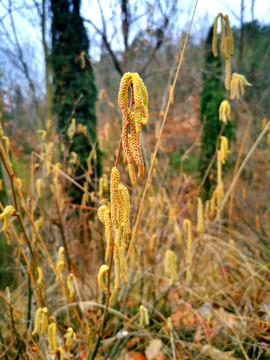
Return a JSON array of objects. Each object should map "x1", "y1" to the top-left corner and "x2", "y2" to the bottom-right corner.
[
  {"x1": 165, "y1": 250, "x2": 177, "y2": 285},
  {"x1": 48, "y1": 322, "x2": 57, "y2": 351},
  {"x1": 212, "y1": 13, "x2": 222, "y2": 57},
  {"x1": 196, "y1": 197, "x2": 204, "y2": 233}
]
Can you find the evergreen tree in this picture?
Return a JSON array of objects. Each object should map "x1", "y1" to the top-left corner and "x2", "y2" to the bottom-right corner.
[
  {"x1": 51, "y1": 0, "x2": 101, "y2": 201},
  {"x1": 200, "y1": 26, "x2": 234, "y2": 197}
]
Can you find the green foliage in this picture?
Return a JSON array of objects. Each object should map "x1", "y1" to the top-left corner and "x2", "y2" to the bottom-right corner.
[
  {"x1": 51, "y1": 0, "x2": 101, "y2": 201},
  {"x1": 199, "y1": 26, "x2": 234, "y2": 196},
  {"x1": 171, "y1": 152, "x2": 199, "y2": 174}
]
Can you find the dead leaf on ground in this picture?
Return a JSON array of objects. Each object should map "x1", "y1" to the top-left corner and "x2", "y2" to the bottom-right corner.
[{"x1": 145, "y1": 339, "x2": 162, "y2": 360}]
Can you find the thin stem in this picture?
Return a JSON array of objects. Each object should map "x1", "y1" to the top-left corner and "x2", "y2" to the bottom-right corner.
[
  {"x1": 114, "y1": 141, "x2": 122, "y2": 167},
  {"x1": 126, "y1": 0, "x2": 199, "y2": 261}
]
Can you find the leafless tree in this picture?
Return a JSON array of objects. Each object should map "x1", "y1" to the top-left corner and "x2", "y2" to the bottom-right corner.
[{"x1": 84, "y1": 0, "x2": 179, "y2": 76}]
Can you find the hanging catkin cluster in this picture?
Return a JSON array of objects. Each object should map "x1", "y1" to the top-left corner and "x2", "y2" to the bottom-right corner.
[
  {"x1": 97, "y1": 167, "x2": 131, "y2": 293},
  {"x1": 212, "y1": 13, "x2": 233, "y2": 91},
  {"x1": 56, "y1": 246, "x2": 65, "y2": 281},
  {"x1": 213, "y1": 13, "x2": 251, "y2": 121},
  {"x1": 164, "y1": 250, "x2": 177, "y2": 285},
  {"x1": 0, "y1": 205, "x2": 16, "y2": 245},
  {"x1": 230, "y1": 73, "x2": 252, "y2": 100},
  {"x1": 118, "y1": 72, "x2": 149, "y2": 185},
  {"x1": 32, "y1": 307, "x2": 67, "y2": 354},
  {"x1": 219, "y1": 100, "x2": 231, "y2": 124},
  {"x1": 138, "y1": 305, "x2": 150, "y2": 327}
]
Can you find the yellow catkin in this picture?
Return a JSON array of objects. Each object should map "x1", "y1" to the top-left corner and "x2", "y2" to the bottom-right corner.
[
  {"x1": 143, "y1": 306, "x2": 150, "y2": 326},
  {"x1": 220, "y1": 15, "x2": 226, "y2": 57},
  {"x1": 113, "y1": 243, "x2": 120, "y2": 291},
  {"x1": 196, "y1": 197, "x2": 204, "y2": 233},
  {"x1": 140, "y1": 81, "x2": 149, "y2": 126},
  {"x1": 98, "y1": 264, "x2": 109, "y2": 292},
  {"x1": 48, "y1": 322, "x2": 57, "y2": 351},
  {"x1": 36, "y1": 178, "x2": 44, "y2": 198},
  {"x1": 0, "y1": 180, "x2": 3, "y2": 191},
  {"x1": 37, "y1": 267, "x2": 43, "y2": 289},
  {"x1": 119, "y1": 72, "x2": 148, "y2": 185},
  {"x1": 216, "y1": 185, "x2": 224, "y2": 221},
  {"x1": 56, "y1": 348, "x2": 64, "y2": 360},
  {"x1": 98, "y1": 205, "x2": 114, "y2": 263},
  {"x1": 224, "y1": 15, "x2": 233, "y2": 56},
  {"x1": 56, "y1": 247, "x2": 65, "y2": 281},
  {"x1": 67, "y1": 273, "x2": 75, "y2": 298},
  {"x1": 242, "y1": 187, "x2": 247, "y2": 199},
  {"x1": 230, "y1": 73, "x2": 252, "y2": 100},
  {"x1": 57, "y1": 261, "x2": 64, "y2": 275},
  {"x1": 220, "y1": 136, "x2": 230, "y2": 164},
  {"x1": 225, "y1": 40, "x2": 231, "y2": 91},
  {"x1": 122, "y1": 120, "x2": 137, "y2": 185},
  {"x1": 0, "y1": 206, "x2": 16, "y2": 244},
  {"x1": 118, "y1": 72, "x2": 133, "y2": 118},
  {"x1": 134, "y1": 107, "x2": 142, "y2": 134},
  {"x1": 219, "y1": 100, "x2": 231, "y2": 124},
  {"x1": 32, "y1": 308, "x2": 43, "y2": 336},
  {"x1": 66, "y1": 327, "x2": 76, "y2": 347},
  {"x1": 139, "y1": 305, "x2": 149, "y2": 327},
  {"x1": 0, "y1": 206, "x2": 16, "y2": 219},
  {"x1": 110, "y1": 167, "x2": 122, "y2": 226},
  {"x1": 212, "y1": 13, "x2": 222, "y2": 57},
  {"x1": 41, "y1": 307, "x2": 49, "y2": 335},
  {"x1": 3, "y1": 216, "x2": 12, "y2": 245},
  {"x1": 130, "y1": 116, "x2": 144, "y2": 177},
  {"x1": 118, "y1": 184, "x2": 131, "y2": 246},
  {"x1": 164, "y1": 250, "x2": 177, "y2": 285},
  {"x1": 217, "y1": 150, "x2": 223, "y2": 188},
  {"x1": 183, "y1": 219, "x2": 192, "y2": 265},
  {"x1": 132, "y1": 73, "x2": 148, "y2": 120}
]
